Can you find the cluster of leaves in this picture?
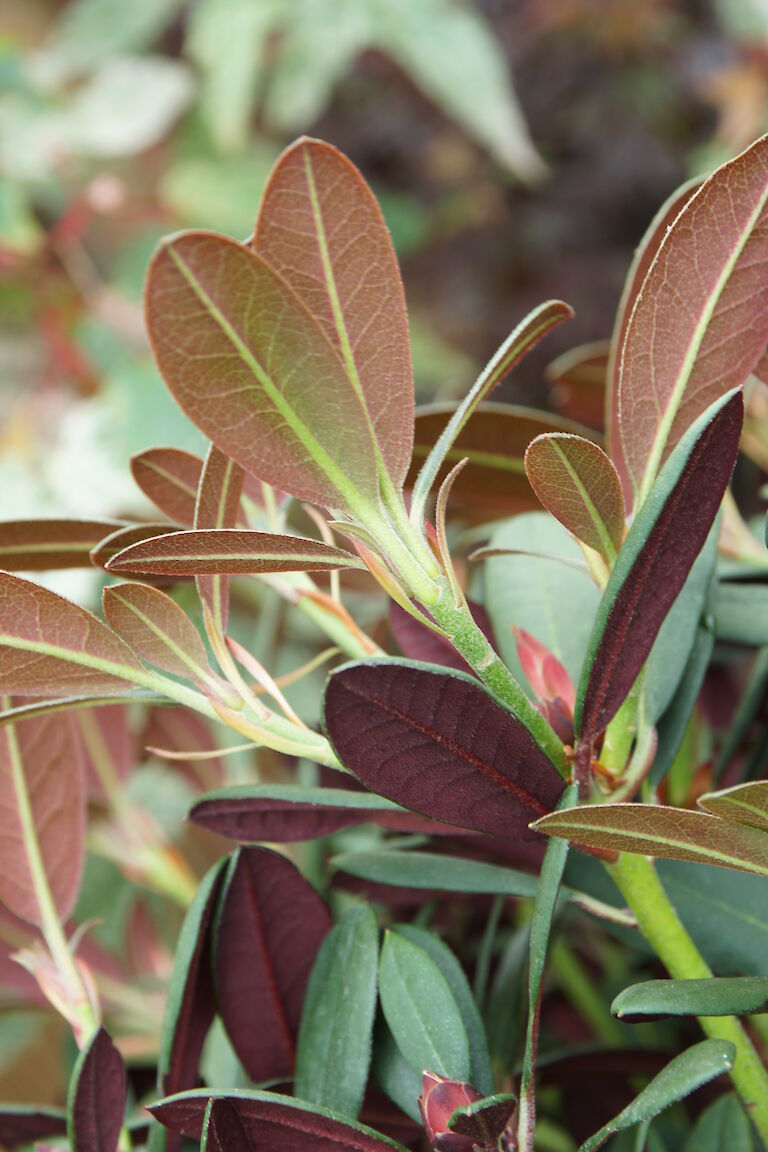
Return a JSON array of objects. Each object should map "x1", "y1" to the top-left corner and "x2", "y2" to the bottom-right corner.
[{"x1": 1, "y1": 126, "x2": 768, "y2": 1152}]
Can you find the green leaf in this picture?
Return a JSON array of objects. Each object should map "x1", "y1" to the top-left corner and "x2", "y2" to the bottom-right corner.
[
  {"x1": 649, "y1": 618, "x2": 715, "y2": 788},
  {"x1": 295, "y1": 903, "x2": 379, "y2": 1118},
  {"x1": 102, "y1": 583, "x2": 216, "y2": 689},
  {"x1": 612, "y1": 977, "x2": 768, "y2": 1020},
  {"x1": 371, "y1": 1017, "x2": 423, "y2": 1124},
  {"x1": 378, "y1": 930, "x2": 470, "y2": 1081},
  {"x1": 712, "y1": 582, "x2": 768, "y2": 646},
  {"x1": 578, "y1": 1040, "x2": 735, "y2": 1151},
  {"x1": 682, "y1": 1094, "x2": 753, "y2": 1152},
  {"x1": 393, "y1": 925, "x2": 493, "y2": 1095},
  {"x1": 333, "y1": 849, "x2": 539, "y2": 898},
  {"x1": 699, "y1": 781, "x2": 768, "y2": 833}
]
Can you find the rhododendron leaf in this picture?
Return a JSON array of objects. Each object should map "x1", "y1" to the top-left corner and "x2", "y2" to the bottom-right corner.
[
  {"x1": 389, "y1": 599, "x2": 494, "y2": 676},
  {"x1": 202, "y1": 1099, "x2": 252, "y2": 1152},
  {"x1": 612, "y1": 977, "x2": 768, "y2": 1021},
  {"x1": 533, "y1": 804, "x2": 768, "y2": 877},
  {"x1": 145, "y1": 231, "x2": 379, "y2": 513},
  {"x1": 295, "y1": 903, "x2": 379, "y2": 1118},
  {"x1": 545, "y1": 341, "x2": 609, "y2": 430},
  {"x1": 0, "y1": 519, "x2": 123, "y2": 570},
  {"x1": 131, "y1": 448, "x2": 204, "y2": 526},
  {"x1": 524, "y1": 435, "x2": 624, "y2": 565},
  {"x1": 575, "y1": 391, "x2": 742, "y2": 743},
  {"x1": 410, "y1": 302, "x2": 572, "y2": 524},
  {"x1": 213, "y1": 847, "x2": 331, "y2": 1083},
  {"x1": 0, "y1": 1107, "x2": 67, "y2": 1149},
  {"x1": 617, "y1": 136, "x2": 768, "y2": 504},
  {"x1": 323, "y1": 660, "x2": 564, "y2": 839},
  {"x1": 67, "y1": 1027, "x2": 127, "y2": 1152},
  {"x1": 106, "y1": 529, "x2": 364, "y2": 576},
  {"x1": 102, "y1": 583, "x2": 214, "y2": 688},
  {"x1": 89, "y1": 523, "x2": 183, "y2": 571},
  {"x1": 0, "y1": 573, "x2": 147, "y2": 697},
  {"x1": 698, "y1": 782, "x2": 768, "y2": 833},
  {"x1": 194, "y1": 445, "x2": 244, "y2": 634},
  {"x1": 149, "y1": 1089, "x2": 409, "y2": 1151},
  {"x1": 0, "y1": 713, "x2": 84, "y2": 925},
  {"x1": 253, "y1": 137, "x2": 413, "y2": 489}
]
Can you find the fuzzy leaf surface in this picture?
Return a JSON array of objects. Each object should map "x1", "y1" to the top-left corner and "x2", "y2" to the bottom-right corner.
[
  {"x1": 89, "y1": 523, "x2": 183, "y2": 572},
  {"x1": 323, "y1": 659, "x2": 564, "y2": 839},
  {"x1": 612, "y1": 977, "x2": 768, "y2": 1020},
  {"x1": 0, "y1": 1107, "x2": 67, "y2": 1149},
  {"x1": 253, "y1": 137, "x2": 413, "y2": 488},
  {"x1": 131, "y1": 448, "x2": 204, "y2": 526},
  {"x1": 106, "y1": 529, "x2": 363, "y2": 575},
  {"x1": 67, "y1": 1027, "x2": 127, "y2": 1152},
  {"x1": 699, "y1": 782, "x2": 768, "y2": 832},
  {"x1": 0, "y1": 519, "x2": 123, "y2": 571},
  {"x1": 103, "y1": 583, "x2": 213, "y2": 686},
  {"x1": 202, "y1": 1099, "x2": 253, "y2": 1152},
  {"x1": 145, "y1": 231, "x2": 379, "y2": 511}
]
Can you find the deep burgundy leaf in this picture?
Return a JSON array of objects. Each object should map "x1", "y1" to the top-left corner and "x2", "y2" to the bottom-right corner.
[
  {"x1": 389, "y1": 600, "x2": 494, "y2": 676},
  {"x1": 0, "y1": 1108, "x2": 67, "y2": 1148},
  {"x1": 149, "y1": 1090, "x2": 409, "y2": 1151},
  {"x1": 576, "y1": 392, "x2": 743, "y2": 742},
  {"x1": 131, "y1": 448, "x2": 204, "y2": 526},
  {"x1": 0, "y1": 519, "x2": 124, "y2": 571},
  {"x1": 203, "y1": 1099, "x2": 253, "y2": 1152},
  {"x1": 213, "y1": 847, "x2": 331, "y2": 1082},
  {"x1": 68, "y1": 1027, "x2": 127, "y2": 1152},
  {"x1": 323, "y1": 660, "x2": 564, "y2": 839}
]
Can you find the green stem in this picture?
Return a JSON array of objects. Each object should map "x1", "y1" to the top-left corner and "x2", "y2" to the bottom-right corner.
[
  {"x1": 609, "y1": 852, "x2": 768, "y2": 1147},
  {"x1": 549, "y1": 938, "x2": 624, "y2": 1046}
]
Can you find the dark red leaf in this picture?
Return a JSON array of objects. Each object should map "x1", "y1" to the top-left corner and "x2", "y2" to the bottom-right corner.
[
  {"x1": 68, "y1": 1027, "x2": 127, "y2": 1152},
  {"x1": 389, "y1": 600, "x2": 494, "y2": 676},
  {"x1": 202, "y1": 1099, "x2": 252, "y2": 1152},
  {"x1": 213, "y1": 847, "x2": 331, "y2": 1082},
  {"x1": 0, "y1": 1108, "x2": 67, "y2": 1149},
  {"x1": 323, "y1": 661, "x2": 564, "y2": 839}
]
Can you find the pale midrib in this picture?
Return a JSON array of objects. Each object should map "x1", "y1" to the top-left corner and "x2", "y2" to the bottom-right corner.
[
  {"x1": 112, "y1": 593, "x2": 211, "y2": 685},
  {"x1": 120, "y1": 550, "x2": 359, "y2": 565},
  {"x1": 0, "y1": 543, "x2": 96, "y2": 555},
  {"x1": 168, "y1": 248, "x2": 369, "y2": 518},
  {"x1": 551, "y1": 441, "x2": 617, "y2": 563},
  {"x1": 389, "y1": 947, "x2": 450, "y2": 1075},
  {"x1": 637, "y1": 178, "x2": 768, "y2": 504}
]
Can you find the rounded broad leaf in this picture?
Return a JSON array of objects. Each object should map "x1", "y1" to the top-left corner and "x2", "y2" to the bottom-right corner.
[
  {"x1": 67, "y1": 1027, "x2": 127, "y2": 1152},
  {"x1": 103, "y1": 583, "x2": 214, "y2": 686},
  {"x1": 131, "y1": 448, "x2": 204, "y2": 527}
]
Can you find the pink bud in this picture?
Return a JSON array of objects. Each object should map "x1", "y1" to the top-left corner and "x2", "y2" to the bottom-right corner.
[
  {"x1": 419, "y1": 1072, "x2": 483, "y2": 1151},
  {"x1": 513, "y1": 627, "x2": 575, "y2": 715}
]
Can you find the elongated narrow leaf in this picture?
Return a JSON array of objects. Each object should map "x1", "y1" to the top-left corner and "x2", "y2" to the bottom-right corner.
[
  {"x1": 67, "y1": 1027, "x2": 126, "y2": 1152},
  {"x1": 371, "y1": 1018, "x2": 423, "y2": 1123},
  {"x1": 131, "y1": 448, "x2": 204, "y2": 526},
  {"x1": 410, "y1": 302, "x2": 572, "y2": 523},
  {"x1": 189, "y1": 784, "x2": 450, "y2": 842},
  {"x1": 0, "y1": 692, "x2": 164, "y2": 730},
  {"x1": 699, "y1": 781, "x2": 768, "y2": 832},
  {"x1": 254, "y1": 137, "x2": 413, "y2": 488},
  {"x1": 534, "y1": 803, "x2": 768, "y2": 877},
  {"x1": 323, "y1": 659, "x2": 564, "y2": 839},
  {"x1": 202, "y1": 1099, "x2": 252, "y2": 1152},
  {"x1": 145, "y1": 231, "x2": 379, "y2": 512},
  {"x1": 149, "y1": 1089, "x2": 409, "y2": 1151},
  {"x1": 89, "y1": 523, "x2": 183, "y2": 572},
  {"x1": 194, "y1": 445, "x2": 244, "y2": 633},
  {"x1": 607, "y1": 177, "x2": 701, "y2": 494},
  {"x1": 295, "y1": 903, "x2": 379, "y2": 1118},
  {"x1": 103, "y1": 583, "x2": 215, "y2": 687},
  {"x1": 0, "y1": 1107, "x2": 67, "y2": 1149},
  {"x1": 407, "y1": 403, "x2": 591, "y2": 518},
  {"x1": 683, "y1": 1094, "x2": 753, "y2": 1152},
  {"x1": 379, "y1": 930, "x2": 470, "y2": 1081},
  {"x1": 524, "y1": 435, "x2": 624, "y2": 564},
  {"x1": 106, "y1": 529, "x2": 363, "y2": 576},
  {"x1": 0, "y1": 572, "x2": 146, "y2": 697},
  {"x1": 612, "y1": 977, "x2": 768, "y2": 1021},
  {"x1": 575, "y1": 391, "x2": 743, "y2": 742},
  {"x1": 214, "y1": 847, "x2": 331, "y2": 1082},
  {"x1": 579, "y1": 1039, "x2": 735, "y2": 1152},
  {"x1": 332, "y1": 850, "x2": 540, "y2": 898},
  {"x1": 617, "y1": 135, "x2": 768, "y2": 502},
  {"x1": 0, "y1": 519, "x2": 123, "y2": 571},
  {"x1": 1, "y1": 714, "x2": 84, "y2": 924}
]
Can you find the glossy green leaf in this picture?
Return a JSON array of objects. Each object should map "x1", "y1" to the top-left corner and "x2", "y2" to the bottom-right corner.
[
  {"x1": 579, "y1": 1040, "x2": 735, "y2": 1151},
  {"x1": 612, "y1": 977, "x2": 768, "y2": 1020},
  {"x1": 0, "y1": 519, "x2": 123, "y2": 570},
  {"x1": 378, "y1": 930, "x2": 470, "y2": 1081},
  {"x1": 103, "y1": 583, "x2": 215, "y2": 688},
  {"x1": 145, "y1": 231, "x2": 379, "y2": 514},
  {"x1": 682, "y1": 1094, "x2": 753, "y2": 1152},
  {"x1": 295, "y1": 903, "x2": 379, "y2": 1118},
  {"x1": 106, "y1": 529, "x2": 364, "y2": 575},
  {"x1": 699, "y1": 781, "x2": 768, "y2": 833},
  {"x1": 332, "y1": 849, "x2": 540, "y2": 897}
]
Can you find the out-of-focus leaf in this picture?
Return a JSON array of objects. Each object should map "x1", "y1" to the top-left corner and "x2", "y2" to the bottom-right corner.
[
  {"x1": 67, "y1": 1027, "x2": 126, "y2": 1152},
  {"x1": 0, "y1": 519, "x2": 123, "y2": 571},
  {"x1": 149, "y1": 1089, "x2": 410, "y2": 1150},
  {"x1": 331, "y1": 850, "x2": 540, "y2": 898},
  {"x1": 612, "y1": 977, "x2": 768, "y2": 1020},
  {"x1": 712, "y1": 581, "x2": 768, "y2": 645},
  {"x1": 524, "y1": 434, "x2": 624, "y2": 564},
  {"x1": 295, "y1": 903, "x2": 379, "y2": 1118},
  {"x1": 715, "y1": 648, "x2": 768, "y2": 779},
  {"x1": 682, "y1": 1094, "x2": 753, "y2": 1152},
  {"x1": 0, "y1": 693, "x2": 164, "y2": 731},
  {"x1": 545, "y1": 341, "x2": 609, "y2": 431},
  {"x1": 102, "y1": 583, "x2": 215, "y2": 688},
  {"x1": 0, "y1": 177, "x2": 42, "y2": 255},
  {"x1": 254, "y1": 138, "x2": 413, "y2": 490},
  {"x1": 534, "y1": 803, "x2": 768, "y2": 877},
  {"x1": 649, "y1": 618, "x2": 715, "y2": 788},
  {"x1": 213, "y1": 847, "x2": 331, "y2": 1082},
  {"x1": 131, "y1": 449, "x2": 203, "y2": 527},
  {"x1": 575, "y1": 392, "x2": 743, "y2": 743},
  {"x1": 0, "y1": 572, "x2": 146, "y2": 697},
  {"x1": 371, "y1": 1018, "x2": 423, "y2": 1123},
  {"x1": 378, "y1": 930, "x2": 470, "y2": 1081},
  {"x1": 0, "y1": 1107, "x2": 67, "y2": 1149},
  {"x1": 323, "y1": 659, "x2": 564, "y2": 839},
  {"x1": 617, "y1": 136, "x2": 768, "y2": 504},
  {"x1": 0, "y1": 714, "x2": 84, "y2": 925},
  {"x1": 578, "y1": 1040, "x2": 735, "y2": 1151},
  {"x1": 201, "y1": 1098, "x2": 252, "y2": 1152},
  {"x1": 699, "y1": 781, "x2": 768, "y2": 832},
  {"x1": 160, "y1": 151, "x2": 280, "y2": 238},
  {"x1": 193, "y1": 446, "x2": 244, "y2": 635},
  {"x1": 145, "y1": 232, "x2": 379, "y2": 513},
  {"x1": 107, "y1": 530, "x2": 363, "y2": 576}
]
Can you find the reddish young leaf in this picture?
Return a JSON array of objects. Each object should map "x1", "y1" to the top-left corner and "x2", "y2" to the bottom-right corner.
[
  {"x1": 0, "y1": 713, "x2": 85, "y2": 925},
  {"x1": 545, "y1": 341, "x2": 609, "y2": 430},
  {"x1": 0, "y1": 520, "x2": 124, "y2": 571},
  {"x1": 75, "y1": 704, "x2": 132, "y2": 802},
  {"x1": 149, "y1": 1090, "x2": 409, "y2": 1152},
  {"x1": 145, "y1": 232, "x2": 379, "y2": 512},
  {"x1": 105, "y1": 529, "x2": 364, "y2": 576},
  {"x1": 617, "y1": 137, "x2": 768, "y2": 502},
  {"x1": 202, "y1": 1099, "x2": 252, "y2": 1152},
  {"x1": 698, "y1": 781, "x2": 768, "y2": 833},
  {"x1": 0, "y1": 1108, "x2": 67, "y2": 1149},
  {"x1": 323, "y1": 660, "x2": 564, "y2": 839},
  {"x1": 102, "y1": 583, "x2": 215, "y2": 688},
  {"x1": 524, "y1": 435, "x2": 625, "y2": 565},
  {"x1": 89, "y1": 523, "x2": 183, "y2": 572},
  {"x1": 253, "y1": 137, "x2": 414, "y2": 488},
  {"x1": 0, "y1": 573, "x2": 145, "y2": 697},
  {"x1": 67, "y1": 1027, "x2": 127, "y2": 1152},
  {"x1": 131, "y1": 448, "x2": 204, "y2": 526},
  {"x1": 194, "y1": 445, "x2": 244, "y2": 634},
  {"x1": 213, "y1": 847, "x2": 331, "y2": 1082},
  {"x1": 576, "y1": 392, "x2": 742, "y2": 743},
  {"x1": 143, "y1": 707, "x2": 224, "y2": 788}
]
